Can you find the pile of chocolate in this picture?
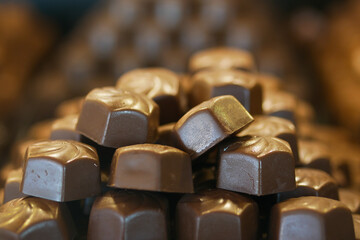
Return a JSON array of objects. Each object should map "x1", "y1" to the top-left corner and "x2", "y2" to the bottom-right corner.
[{"x1": 1, "y1": 47, "x2": 359, "y2": 240}]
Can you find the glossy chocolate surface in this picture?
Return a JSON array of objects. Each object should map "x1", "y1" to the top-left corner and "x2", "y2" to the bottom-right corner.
[
  {"x1": 76, "y1": 87, "x2": 159, "y2": 148},
  {"x1": 108, "y1": 144, "x2": 193, "y2": 193},
  {"x1": 269, "y1": 196, "x2": 355, "y2": 240},
  {"x1": 217, "y1": 136, "x2": 295, "y2": 196},
  {"x1": 21, "y1": 140, "x2": 101, "y2": 202},
  {"x1": 174, "y1": 95, "x2": 253, "y2": 159},
  {"x1": 50, "y1": 114, "x2": 81, "y2": 141},
  {"x1": 339, "y1": 189, "x2": 360, "y2": 214},
  {"x1": 298, "y1": 139, "x2": 332, "y2": 174},
  {"x1": 88, "y1": 190, "x2": 169, "y2": 240},
  {"x1": 262, "y1": 91, "x2": 297, "y2": 124},
  {"x1": 3, "y1": 168, "x2": 26, "y2": 203},
  {"x1": 176, "y1": 188, "x2": 258, "y2": 240}
]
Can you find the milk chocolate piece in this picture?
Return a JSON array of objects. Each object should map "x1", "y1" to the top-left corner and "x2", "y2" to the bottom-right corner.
[
  {"x1": 176, "y1": 188, "x2": 258, "y2": 240},
  {"x1": 189, "y1": 47, "x2": 255, "y2": 73},
  {"x1": 269, "y1": 196, "x2": 355, "y2": 240},
  {"x1": 353, "y1": 214, "x2": 360, "y2": 240},
  {"x1": 88, "y1": 190, "x2": 169, "y2": 240},
  {"x1": 0, "y1": 197, "x2": 76, "y2": 240},
  {"x1": 117, "y1": 68, "x2": 185, "y2": 124},
  {"x1": 339, "y1": 189, "x2": 360, "y2": 214},
  {"x1": 263, "y1": 91, "x2": 297, "y2": 124},
  {"x1": 257, "y1": 74, "x2": 283, "y2": 93},
  {"x1": 298, "y1": 139, "x2": 332, "y2": 174},
  {"x1": 50, "y1": 114, "x2": 81, "y2": 141},
  {"x1": 277, "y1": 168, "x2": 339, "y2": 202},
  {"x1": 76, "y1": 87, "x2": 159, "y2": 148},
  {"x1": 108, "y1": 144, "x2": 193, "y2": 193},
  {"x1": 55, "y1": 97, "x2": 84, "y2": 117},
  {"x1": 190, "y1": 69, "x2": 262, "y2": 115},
  {"x1": 239, "y1": 116, "x2": 299, "y2": 164},
  {"x1": 218, "y1": 136, "x2": 295, "y2": 196},
  {"x1": 21, "y1": 140, "x2": 101, "y2": 202},
  {"x1": 174, "y1": 95, "x2": 253, "y2": 159},
  {"x1": 156, "y1": 122, "x2": 181, "y2": 149},
  {"x1": 27, "y1": 119, "x2": 53, "y2": 140},
  {"x1": 3, "y1": 168, "x2": 26, "y2": 203},
  {"x1": 296, "y1": 99, "x2": 315, "y2": 123}
]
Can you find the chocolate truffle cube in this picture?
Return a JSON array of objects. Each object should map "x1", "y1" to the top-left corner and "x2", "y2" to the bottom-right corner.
[
  {"x1": 76, "y1": 87, "x2": 159, "y2": 148},
  {"x1": 298, "y1": 139, "x2": 332, "y2": 174},
  {"x1": 263, "y1": 91, "x2": 297, "y2": 124},
  {"x1": 50, "y1": 114, "x2": 81, "y2": 141},
  {"x1": 21, "y1": 140, "x2": 101, "y2": 202}
]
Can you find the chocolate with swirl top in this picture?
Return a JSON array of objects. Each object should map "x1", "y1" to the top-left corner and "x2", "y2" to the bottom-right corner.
[
  {"x1": 269, "y1": 196, "x2": 355, "y2": 240},
  {"x1": 76, "y1": 87, "x2": 159, "y2": 148},
  {"x1": 88, "y1": 190, "x2": 169, "y2": 240},
  {"x1": 117, "y1": 68, "x2": 186, "y2": 124},
  {"x1": 176, "y1": 188, "x2": 258, "y2": 240},
  {"x1": 262, "y1": 90, "x2": 297, "y2": 124},
  {"x1": 0, "y1": 197, "x2": 76, "y2": 240},
  {"x1": 217, "y1": 136, "x2": 295, "y2": 196},
  {"x1": 174, "y1": 95, "x2": 253, "y2": 159},
  {"x1": 50, "y1": 114, "x2": 81, "y2": 141},
  {"x1": 298, "y1": 139, "x2": 332, "y2": 174},
  {"x1": 189, "y1": 69, "x2": 262, "y2": 115},
  {"x1": 21, "y1": 140, "x2": 101, "y2": 202}
]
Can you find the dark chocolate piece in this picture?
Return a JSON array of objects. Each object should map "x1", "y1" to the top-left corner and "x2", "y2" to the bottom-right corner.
[
  {"x1": 339, "y1": 189, "x2": 360, "y2": 214},
  {"x1": 298, "y1": 139, "x2": 332, "y2": 174},
  {"x1": 3, "y1": 168, "x2": 26, "y2": 203},
  {"x1": 116, "y1": 68, "x2": 186, "y2": 124},
  {"x1": 190, "y1": 69, "x2": 262, "y2": 114},
  {"x1": 353, "y1": 214, "x2": 360, "y2": 240},
  {"x1": 277, "y1": 168, "x2": 339, "y2": 202},
  {"x1": 0, "y1": 197, "x2": 76, "y2": 240},
  {"x1": 269, "y1": 196, "x2": 355, "y2": 240},
  {"x1": 55, "y1": 97, "x2": 84, "y2": 117},
  {"x1": 217, "y1": 136, "x2": 295, "y2": 196},
  {"x1": 108, "y1": 144, "x2": 193, "y2": 193},
  {"x1": 174, "y1": 95, "x2": 253, "y2": 159},
  {"x1": 21, "y1": 140, "x2": 101, "y2": 202},
  {"x1": 88, "y1": 190, "x2": 169, "y2": 240},
  {"x1": 76, "y1": 87, "x2": 159, "y2": 148},
  {"x1": 176, "y1": 188, "x2": 258, "y2": 240},
  {"x1": 262, "y1": 91, "x2": 297, "y2": 124},
  {"x1": 50, "y1": 114, "x2": 81, "y2": 141}
]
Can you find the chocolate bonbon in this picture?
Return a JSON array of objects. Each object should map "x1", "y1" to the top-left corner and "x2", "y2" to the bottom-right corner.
[
  {"x1": 339, "y1": 189, "x2": 360, "y2": 214},
  {"x1": 298, "y1": 139, "x2": 332, "y2": 174},
  {"x1": 353, "y1": 214, "x2": 360, "y2": 240},
  {"x1": 262, "y1": 90, "x2": 297, "y2": 124},
  {"x1": 3, "y1": 168, "x2": 26, "y2": 203},
  {"x1": 55, "y1": 97, "x2": 84, "y2": 117},
  {"x1": 50, "y1": 114, "x2": 81, "y2": 141}
]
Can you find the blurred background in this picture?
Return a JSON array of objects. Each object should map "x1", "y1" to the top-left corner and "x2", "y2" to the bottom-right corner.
[{"x1": 1, "y1": 0, "x2": 360, "y2": 167}]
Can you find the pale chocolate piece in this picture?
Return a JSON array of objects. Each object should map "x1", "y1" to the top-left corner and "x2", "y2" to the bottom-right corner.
[
  {"x1": 88, "y1": 190, "x2": 169, "y2": 240},
  {"x1": 50, "y1": 114, "x2": 81, "y2": 141},
  {"x1": 263, "y1": 91, "x2": 297, "y2": 124},
  {"x1": 217, "y1": 136, "x2": 295, "y2": 196},
  {"x1": 353, "y1": 214, "x2": 360, "y2": 240},
  {"x1": 76, "y1": 87, "x2": 159, "y2": 148},
  {"x1": 108, "y1": 144, "x2": 193, "y2": 193},
  {"x1": 339, "y1": 189, "x2": 360, "y2": 214},
  {"x1": 238, "y1": 116, "x2": 299, "y2": 164},
  {"x1": 278, "y1": 168, "x2": 339, "y2": 202},
  {"x1": 117, "y1": 68, "x2": 186, "y2": 124},
  {"x1": 269, "y1": 196, "x2": 355, "y2": 240},
  {"x1": 0, "y1": 197, "x2": 76, "y2": 240},
  {"x1": 3, "y1": 168, "x2": 26, "y2": 203},
  {"x1": 176, "y1": 188, "x2": 258, "y2": 240},
  {"x1": 298, "y1": 139, "x2": 332, "y2": 174},
  {"x1": 156, "y1": 122, "x2": 181, "y2": 149},
  {"x1": 174, "y1": 95, "x2": 253, "y2": 159},
  {"x1": 189, "y1": 47, "x2": 255, "y2": 73},
  {"x1": 190, "y1": 69, "x2": 262, "y2": 115},
  {"x1": 55, "y1": 97, "x2": 84, "y2": 117},
  {"x1": 21, "y1": 140, "x2": 101, "y2": 202}
]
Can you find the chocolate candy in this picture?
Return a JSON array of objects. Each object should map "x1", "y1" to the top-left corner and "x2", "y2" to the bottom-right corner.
[
  {"x1": 217, "y1": 136, "x2": 295, "y2": 196},
  {"x1": 50, "y1": 114, "x2": 81, "y2": 141},
  {"x1": 176, "y1": 188, "x2": 258, "y2": 240},
  {"x1": 257, "y1": 74, "x2": 283, "y2": 93},
  {"x1": 156, "y1": 122, "x2": 181, "y2": 149},
  {"x1": 339, "y1": 189, "x2": 360, "y2": 214},
  {"x1": 26, "y1": 119, "x2": 53, "y2": 140},
  {"x1": 353, "y1": 214, "x2": 360, "y2": 240},
  {"x1": 10, "y1": 140, "x2": 37, "y2": 168},
  {"x1": 298, "y1": 139, "x2": 332, "y2": 174},
  {"x1": 88, "y1": 190, "x2": 169, "y2": 240},
  {"x1": 189, "y1": 69, "x2": 262, "y2": 115},
  {"x1": 269, "y1": 196, "x2": 355, "y2": 240},
  {"x1": 116, "y1": 68, "x2": 186, "y2": 124},
  {"x1": 277, "y1": 168, "x2": 339, "y2": 202},
  {"x1": 238, "y1": 115, "x2": 299, "y2": 164},
  {"x1": 108, "y1": 144, "x2": 193, "y2": 193},
  {"x1": 0, "y1": 197, "x2": 76, "y2": 240},
  {"x1": 76, "y1": 87, "x2": 159, "y2": 148},
  {"x1": 55, "y1": 97, "x2": 84, "y2": 117},
  {"x1": 192, "y1": 166, "x2": 216, "y2": 192},
  {"x1": 189, "y1": 47, "x2": 255, "y2": 73},
  {"x1": 262, "y1": 90, "x2": 297, "y2": 124},
  {"x1": 3, "y1": 168, "x2": 26, "y2": 203},
  {"x1": 21, "y1": 140, "x2": 101, "y2": 202},
  {"x1": 174, "y1": 95, "x2": 253, "y2": 159}
]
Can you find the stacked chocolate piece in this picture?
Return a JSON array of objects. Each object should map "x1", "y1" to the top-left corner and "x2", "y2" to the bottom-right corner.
[{"x1": 1, "y1": 47, "x2": 359, "y2": 239}]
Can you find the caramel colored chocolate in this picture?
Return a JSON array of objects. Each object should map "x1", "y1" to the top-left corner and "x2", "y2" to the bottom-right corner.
[
  {"x1": 88, "y1": 190, "x2": 169, "y2": 240},
  {"x1": 108, "y1": 144, "x2": 193, "y2": 193},
  {"x1": 298, "y1": 139, "x2": 332, "y2": 174},
  {"x1": 189, "y1": 47, "x2": 255, "y2": 73},
  {"x1": 353, "y1": 214, "x2": 360, "y2": 240},
  {"x1": 55, "y1": 97, "x2": 84, "y2": 117},
  {"x1": 174, "y1": 95, "x2": 253, "y2": 159},
  {"x1": 190, "y1": 69, "x2": 262, "y2": 115},
  {"x1": 3, "y1": 168, "x2": 26, "y2": 203},
  {"x1": 0, "y1": 197, "x2": 76, "y2": 240},
  {"x1": 217, "y1": 136, "x2": 295, "y2": 196},
  {"x1": 278, "y1": 168, "x2": 339, "y2": 202},
  {"x1": 269, "y1": 196, "x2": 355, "y2": 240},
  {"x1": 176, "y1": 188, "x2": 258, "y2": 240},
  {"x1": 50, "y1": 114, "x2": 81, "y2": 141},
  {"x1": 116, "y1": 68, "x2": 186, "y2": 124},
  {"x1": 76, "y1": 87, "x2": 159, "y2": 148},
  {"x1": 339, "y1": 189, "x2": 360, "y2": 214},
  {"x1": 262, "y1": 91, "x2": 297, "y2": 124},
  {"x1": 21, "y1": 140, "x2": 101, "y2": 202},
  {"x1": 238, "y1": 116, "x2": 299, "y2": 164}
]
